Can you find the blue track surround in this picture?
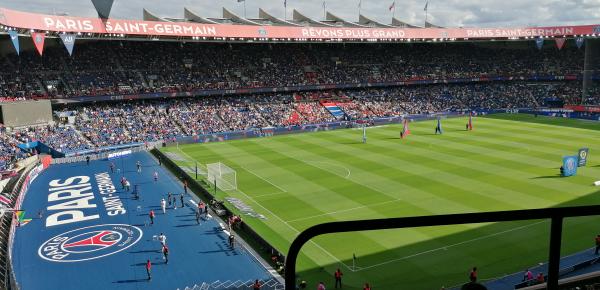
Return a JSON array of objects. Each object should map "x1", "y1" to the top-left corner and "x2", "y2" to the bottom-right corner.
[{"x1": 11, "y1": 152, "x2": 273, "y2": 290}]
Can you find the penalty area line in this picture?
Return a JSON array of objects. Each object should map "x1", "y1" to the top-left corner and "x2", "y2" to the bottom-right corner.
[
  {"x1": 287, "y1": 198, "x2": 404, "y2": 223},
  {"x1": 232, "y1": 187, "x2": 353, "y2": 270},
  {"x1": 240, "y1": 165, "x2": 288, "y2": 193}
]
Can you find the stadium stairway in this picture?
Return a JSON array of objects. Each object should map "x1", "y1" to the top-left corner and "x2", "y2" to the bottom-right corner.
[
  {"x1": 179, "y1": 278, "x2": 284, "y2": 290},
  {"x1": 71, "y1": 125, "x2": 95, "y2": 148}
]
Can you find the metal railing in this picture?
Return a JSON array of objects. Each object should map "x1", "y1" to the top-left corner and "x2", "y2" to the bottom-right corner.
[
  {"x1": 51, "y1": 145, "x2": 150, "y2": 164},
  {"x1": 284, "y1": 205, "x2": 600, "y2": 290}
]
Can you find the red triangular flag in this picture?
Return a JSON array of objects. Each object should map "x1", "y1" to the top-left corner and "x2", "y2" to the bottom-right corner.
[
  {"x1": 31, "y1": 32, "x2": 46, "y2": 56},
  {"x1": 555, "y1": 38, "x2": 566, "y2": 50}
]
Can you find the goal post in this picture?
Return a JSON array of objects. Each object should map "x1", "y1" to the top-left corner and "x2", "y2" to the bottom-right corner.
[{"x1": 207, "y1": 162, "x2": 237, "y2": 191}]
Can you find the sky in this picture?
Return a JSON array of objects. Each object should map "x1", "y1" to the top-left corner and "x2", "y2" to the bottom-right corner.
[{"x1": 2, "y1": 0, "x2": 600, "y2": 28}]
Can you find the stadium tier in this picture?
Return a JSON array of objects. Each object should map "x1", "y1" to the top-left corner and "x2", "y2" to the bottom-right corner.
[
  {"x1": 0, "y1": 40, "x2": 591, "y2": 100},
  {"x1": 1, "y1": 2, "x2": 600, "y2": 290}
]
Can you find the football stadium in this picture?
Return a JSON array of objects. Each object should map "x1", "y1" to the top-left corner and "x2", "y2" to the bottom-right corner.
[{"x1": 0, "y1": 0, "x2": 600, "y2": 289}]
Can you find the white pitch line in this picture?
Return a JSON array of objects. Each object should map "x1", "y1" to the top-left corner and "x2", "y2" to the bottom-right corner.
[
  {"x1": 175, "y1": 146, "x2": 201, "y2": 169},
  {"x1": 352, "y1": 220, "x2": 546, "y2": 272},
  {"x1": 232, "y1": 187, "x2": 352, "y2": 270},
  {"x1": 305, "y1": 160, "x2": 351, "y2": 179},
  {"x1": 240, "y1": 165, "x2": 288, "y2": 193},
  {"x1": 254, "y1": 191, "x2": 289, "y2": 198},
  {"x1": 287, "y1": 198, "x2": 404, "y2": 223}
]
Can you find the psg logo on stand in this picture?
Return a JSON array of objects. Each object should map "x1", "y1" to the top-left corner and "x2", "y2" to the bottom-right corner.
[
  {"x1": 38, "y1": 224, "x2": 143, "y2": 262},
  {"x1": 566, "y1": 158, "x2": 576, "y2": 171}
]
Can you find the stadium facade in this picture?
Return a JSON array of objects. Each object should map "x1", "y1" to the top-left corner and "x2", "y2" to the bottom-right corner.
[
  {"x1": 0, "y1": 6, "x2": 599, "y2": 42},
  {"x1": 2, "y1": 4, "x2": 600, "y2": 290}
]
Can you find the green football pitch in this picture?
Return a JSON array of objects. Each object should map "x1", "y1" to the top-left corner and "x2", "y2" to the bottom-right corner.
[{"x1": 162, "y1": 114, "x2": 600, "y2": 289}]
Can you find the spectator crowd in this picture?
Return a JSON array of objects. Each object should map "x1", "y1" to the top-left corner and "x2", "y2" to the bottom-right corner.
[
  {"x1": 0, "y1": 40, "x2": 590, "y2": 101},
  {"x1": 0, "y1": 80, "x2": 592, "y2": 172},
  {"x1": 0, "y1": 39, "x2": 598, "y2": 171}
]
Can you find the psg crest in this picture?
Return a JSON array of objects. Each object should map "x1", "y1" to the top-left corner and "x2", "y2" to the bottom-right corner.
[
  {"x1": 566, "y1": 158, "x2": 576, "y2": 171},
  {"x1": 38, "y1": 224, "x2": 142, "y2": 262}
]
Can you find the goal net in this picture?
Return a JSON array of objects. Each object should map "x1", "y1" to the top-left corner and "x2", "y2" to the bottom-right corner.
[{"x1": 207, "y1": 162, "x2": 237, "y2": 191}]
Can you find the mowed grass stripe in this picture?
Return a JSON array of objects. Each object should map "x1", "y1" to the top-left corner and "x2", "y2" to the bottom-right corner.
[
  {"x1": 205, "y1": 140, "x2": 397, "y2": 221},
  {"x1": 200, "y1": 141, "x2": 429, "y2": 268},
  {"x1": 182, "y1": 144, "x2": 353, "y2": 269},
  {"x1": 229, "y1": 139, "x2": 506, "y2": 265},
  {"x1": 381, "y1": 118, "x2": 598, "y2": 167},
  {"x1": 258, "y1": 134, "x2": 544, "y2": 262},
  {"x1": 315, "y1": 128, "x2": 568, "y2": 205},
  {"x1": 374, "y1": 121, "x2": 597, "y2": 192},
  {"x1": 459, "y1": 119, "x2": 600, "y2": 163},
  {"x1": 363, "y1": 127, "x2": 595, "y2": 198},
  {"x1": 281, "y1": 130, "x2": 553, "y2": 211},
  {"x1": 256, "y1": 136, "x2": 484, "y2": 214},
  {"x1": 161, "y1": 116, "x2": 600, "y2": 290},
  {"x1": 480, "y1": 115, "x2": 600, "y2": 138},
  {"x1": 453, "y1": 118, "x2": 600, "y2": 163}
]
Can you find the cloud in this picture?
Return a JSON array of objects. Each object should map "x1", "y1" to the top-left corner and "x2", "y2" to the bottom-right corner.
[{"x1": 3, "y1": 0, "x2": 600, "y2": 27}]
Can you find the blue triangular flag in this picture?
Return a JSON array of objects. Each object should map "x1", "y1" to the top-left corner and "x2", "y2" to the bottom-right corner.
[
  {"x1": 91, "y1": 0, "x2": 115, "y2": 19},
  {"x1": 576, "y1": 37, "x2": 584, "y2": 49},
  {"x1": 8, "y1": 30, "x2": 19, "y2": 55},
  {"x1": 535, "y1": 38, "x2": 544, "y2": 50},
  {"x1": 59, "y1": 33, "x2": 76, "y2": 56}
]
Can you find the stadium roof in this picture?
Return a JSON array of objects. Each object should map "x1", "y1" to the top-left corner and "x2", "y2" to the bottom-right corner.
[
  {"x1": 183, "y1": 7, "x2": 219, "y2": 25},
  {"x1": 292, "y1": 9, "x2": 335, "y2": 27},
  {"x1": 358, "y1": 14, "x2": 396, "y2": 28},
  {"x1": 257, "y1": 8, "x2": 302, "y2": 27},
  {"x1": 141, "y1": 6, "x2": 433, "y2": 29},
  {"x1": 324, "y1": 12, "x2": 370, "y2": 28},
  {"x1": 143, "y1": 8, "x2": 170, "y2": 22},
  {"x1": 392, "y1": 18, "x2": 422, "y2": 28}
]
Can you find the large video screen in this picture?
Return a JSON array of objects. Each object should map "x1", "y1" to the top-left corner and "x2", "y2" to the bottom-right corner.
[{"x1": 0, "y1": 100, "x2": 52, "y2": 127}]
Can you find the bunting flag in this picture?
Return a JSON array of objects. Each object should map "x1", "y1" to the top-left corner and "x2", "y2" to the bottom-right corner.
[
  {"x1": 91, "y1": 0, "x2": 115, "y2": 19},
  {"x1": 60, "y1": 33, "x2": 77, "y2": 56},
  {"x1": 31, "y1": 32, "x2": 46, "y2": 56},
  {"x1": 15, "y1": 210, "x2": 25, "y2": 221},
  {"x1": 424, "y1": 1, "x2": 428, "y2": 11},
  {"x1": 358, "y1": 0, "x2": 362, "y2": 9},
  {"x1": 284, "y1": 0, "x2": 286, "y2": 8},
  {"x1": 15, "y1": 210, "x2": 32, "y2": 226},
  {"x1": 0, "y1": 194, "x2": 11, "y2": 206},
  {"x1": 535, "y1": 37, "x2": 544, "y2": 50},
  {"x1": 576, "y1": 37, "x2": 585, "y2": 49},
  {"x1": 19, "y1": 219, "x2": 32, "y2": 226},
  {"x1": 8, "y1": 30, "x2": 19, "y2": 55},
  {"x1": 555, "y1": 38, "x2": 566, "y2": 50},
  {"x1": 389, "y1": 1, "x2": 395, "y2": 11}
]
